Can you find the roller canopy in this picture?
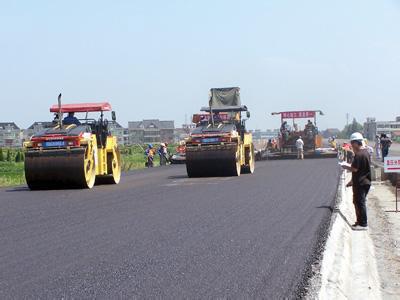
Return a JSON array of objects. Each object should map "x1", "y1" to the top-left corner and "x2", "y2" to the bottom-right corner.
[
  {"x1": 209, "y1": 87, "x2": 241, "y2": 108},
  {"x1": 201, "y1": 105, "x2": 248, "y2": 112},
  {"x1": 50, "y1": 102, "x2": 112, "y2": 113}
]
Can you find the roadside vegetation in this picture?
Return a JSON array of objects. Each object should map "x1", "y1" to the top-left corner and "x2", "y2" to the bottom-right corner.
[
  {"x1": 336, "y1": 118, "x2": 364, "y2": 139},
  {"x1": 0, "y1": 148, "x2": 25, "y2": 187},
  {"x1": 0, "y1": 144, "x2": 177, "y2": 188}
]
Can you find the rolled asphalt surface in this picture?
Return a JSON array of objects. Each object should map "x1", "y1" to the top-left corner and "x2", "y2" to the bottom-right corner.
[{"x1": 0, "y1": 159, "x2": 339, "y2": 299}]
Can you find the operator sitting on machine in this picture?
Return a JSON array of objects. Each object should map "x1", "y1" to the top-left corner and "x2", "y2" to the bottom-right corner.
[{"x1": 63, "y1": 112, "x2": 81, "y2": 126}]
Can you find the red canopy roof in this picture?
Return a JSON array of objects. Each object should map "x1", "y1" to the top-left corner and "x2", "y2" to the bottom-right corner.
[{"x1": 50, "y1": 102, "x2": 112, "y2": 113}]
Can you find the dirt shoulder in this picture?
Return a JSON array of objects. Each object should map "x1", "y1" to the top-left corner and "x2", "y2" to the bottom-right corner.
[{"x1": 368, "y1": 182, "x2": 400, "y2": 298}]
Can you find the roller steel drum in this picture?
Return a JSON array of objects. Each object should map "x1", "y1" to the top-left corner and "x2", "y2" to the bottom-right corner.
[
  {"x1": 186, "y1": 144, "x2": 241, "y2": 177},
  {"x1": 25, "y1": 146, "x2": 96, "y2": 189}
]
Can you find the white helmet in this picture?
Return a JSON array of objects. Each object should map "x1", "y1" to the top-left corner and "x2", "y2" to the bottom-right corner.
[
  {"x1": 160, "y1": 143, "x2": 165, "y2": 147},
  {"x1": 350, "y1": 132, "x2": 364, "y2": 142}
]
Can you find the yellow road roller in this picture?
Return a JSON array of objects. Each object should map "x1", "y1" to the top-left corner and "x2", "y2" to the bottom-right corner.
[
  {"x1": 24, "y1": 95, "x2": 121, "y2": 189},
  {"x1": 185, "y1": 87, "x2": 255, "y2": 177}
]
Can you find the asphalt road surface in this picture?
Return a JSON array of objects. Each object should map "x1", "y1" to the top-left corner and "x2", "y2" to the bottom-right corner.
[{"x1": 0, "y1": 159, "x2": 339, "y2": 299}]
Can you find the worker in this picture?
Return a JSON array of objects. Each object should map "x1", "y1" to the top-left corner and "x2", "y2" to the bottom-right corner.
[
  {"x1": 364, "y1": 139, "x2": 373, "y2": 161},
  {"x1": 341, "y1": 132, "x2": 371, "y2": 231},
  {"x1": 305, "y1": 120, "x2": 314, "y2": 130},
  {"x1": 158, "y1": 143, "x2": 167, "y2": 166},
  {"x1": 380, "y1": 133, "x2": 392, "y2": 162},
  {"x1": 52, "y1": 113, "x2": 60, "y2": 124},
  {"x1": 295, "y1": 136, "x2": 304, "y2": 160},
  {"x1": 213, "y1": 112, "x2": 222, "y2": 123},
  {"x1": 63, "y1": 112, "x2": 81, "y2": 126},
  {"x1": 374, "y1": 134, "x2": 381, "y2": 160},
  {"x1": 145, "y1": 144, "x2": 155, "y2": 168},
  {"x1": 330, "y1": 136, "x2": 337, "y2": 149},
  {"x1": 280, "y1": 121, "x2": 288, "y2": 133},
  {"x1": 199, "y1": 115, "x2": 208, "y2": 126}
]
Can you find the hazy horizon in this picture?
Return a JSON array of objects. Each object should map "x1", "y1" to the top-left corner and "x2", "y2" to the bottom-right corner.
[{"x1": 1, "y1": 0, "x2": 399, "y2": 130}]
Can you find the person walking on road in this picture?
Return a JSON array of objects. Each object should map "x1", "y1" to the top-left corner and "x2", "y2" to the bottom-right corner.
[
  {"x1": 380, "y1": 133, "x2": 392, "y2": 162},
  {"x1": 158, "y1": 143, "x2": 168, "y2": 166},
  {"x1": 145, "y1": 144, "x2": 155, "y2": 168},
  {"x1": 341, "y1": 132, "x2": 371, "y2": 231},
  {"x1": 374, "y1": 134, "x2": 381, "y2": 160},
  {"x1": 295, "y1": 136, "x2": 304, "y2": 160}
]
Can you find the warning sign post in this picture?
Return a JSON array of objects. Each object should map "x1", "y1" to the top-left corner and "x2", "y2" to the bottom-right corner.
[{"x1": 384, "y1": 157, "x2": 400, "y2": 212}]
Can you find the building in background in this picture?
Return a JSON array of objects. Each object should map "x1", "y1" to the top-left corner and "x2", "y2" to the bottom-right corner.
[
  {"x1": 0, "y1": 122, "x2": 23, "y2": 148},
  {"x1": 364, "y1": 117, "x2": 400, "y2": 140},
  {"x1": 174, "y1": 123, "x2": 196, "y2": 142},
  {"x1": 108, "y1": 122, "x2": 129, "y2": 146},
  {"x1": 250, "y1": 129, "x2": 279, "y2": 141},
  {"x1": 128, "y1": 119, "x2": 175, "y2": 144},
  {"x1": 24, "y1": 122, "x2": 54, "y2": 140}
]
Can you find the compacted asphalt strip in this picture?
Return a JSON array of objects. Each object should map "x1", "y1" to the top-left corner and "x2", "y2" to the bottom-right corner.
[{"x1": 0, "y1": 159, "x2": 339, "y2": 299}]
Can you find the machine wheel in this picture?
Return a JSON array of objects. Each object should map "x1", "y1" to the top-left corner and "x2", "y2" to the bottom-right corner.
[
  {"x1": 107, "y1": 147, "x2": 121, "y2": 184},
  {"x1": 97, "y1": 147, "x2": 121, "y2": 184},
  {"x1": 229, "y1": 151, "x2": 241, "y2": 176},
  {"x1": 242, "y1": 145, "x2": 255, "y2": 174},
  {"x1": 83, "y1": 142, "x2": 97, "y2": 189},
  {"x1": 186, "y1": 161, "x2": 203, "y2": 178}
]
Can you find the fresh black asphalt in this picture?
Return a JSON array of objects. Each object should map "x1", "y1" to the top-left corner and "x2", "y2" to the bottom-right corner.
[{"x1": 0, "y1": 159, "x2": 339, "y2": 298}]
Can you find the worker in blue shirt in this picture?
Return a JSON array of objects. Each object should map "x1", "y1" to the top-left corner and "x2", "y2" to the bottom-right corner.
[{"x1": 63, "y1": 112, "x2": 81, "y2": 126}]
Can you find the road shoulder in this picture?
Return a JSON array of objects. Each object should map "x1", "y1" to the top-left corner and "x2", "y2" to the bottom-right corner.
[
  {"x1": 368, "y1": 182, "x2": 400, "y2": 297},
  {"x1": 308, "y1": 171, "x2": 382, "y2": 299}
]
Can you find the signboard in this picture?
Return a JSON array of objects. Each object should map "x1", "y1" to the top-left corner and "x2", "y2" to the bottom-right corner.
[
  {"x1": 192, "y1": 113, "x2": 229, "y2": 123},
  {"x1": 384, "y1": 157, "x2": 400, "y2": 173},
  {"x1": 281, "y1": 111, "x2": 316, "y2": 119}
]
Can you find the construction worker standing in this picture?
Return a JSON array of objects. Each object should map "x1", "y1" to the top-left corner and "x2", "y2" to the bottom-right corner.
[
  {"x1": 380, "y1": 133, "x2": 392, "y2": 162},
  {"x1": 341, "y1": 132, "x2": 371, "y2": 231},
  {"x1": 295, "y1": 136, "x2": 304, "y2": 160},
  {"x1": 158, "y1": 143, "x2": 167, "y2": 166}
]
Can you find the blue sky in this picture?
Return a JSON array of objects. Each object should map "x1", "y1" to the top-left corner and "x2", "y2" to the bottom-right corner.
[{"x1": 1, "y1": 0, "x2": 399, "y2": 130}]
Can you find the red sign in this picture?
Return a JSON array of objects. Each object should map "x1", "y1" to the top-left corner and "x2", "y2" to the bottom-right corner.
[
  {"x1": 384, "y1": 157, "x2": 400, "y2": 173},
  {"x1": 281, "y1": 111, "x2": 316, "y2": 119},
  {"x1": 192, "y1": 113, "x2": 229, "y2": 123}
]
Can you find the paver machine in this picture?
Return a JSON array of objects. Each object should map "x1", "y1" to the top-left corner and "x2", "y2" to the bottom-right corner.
[
  {"x1": 269, "y1": 110, "x2": 337, "y2": 159},
  {"x1": 185, "y1": 87, "x2": 255, "y2": 177},
  {"x1": 24, "y1": 94, "x2": 121, "y2": 189}
]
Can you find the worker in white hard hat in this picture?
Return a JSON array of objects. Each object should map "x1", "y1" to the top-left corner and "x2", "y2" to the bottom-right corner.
[
  {"x1": 341, "y1": 132, "x2": 371, "y2": 231},
  {"x1": 295, "y1": 136, "x2": 304, "y2": 160},
  {"x1": 158, "y1": 143, "x2": 167, "y2": 166}
]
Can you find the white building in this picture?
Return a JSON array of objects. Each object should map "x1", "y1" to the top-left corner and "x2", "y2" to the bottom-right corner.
[
  {"x1": 364, "y1": 117, "x2": 400, "y2": 140},
  {"x1": 0, "y1": 123, "x2": 23, "y2": 148}
]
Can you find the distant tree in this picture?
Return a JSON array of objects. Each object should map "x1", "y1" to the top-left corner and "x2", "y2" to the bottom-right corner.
[
  {"x1": 6, "y1": 149, "x2": 12, "y2": 162},
  {"x1": 337, "y1": 118, "x2": 363, "y2": 139},
  {"x1": 15, "y1": 151, "x2": 21, "y2": 162},
  {"x1": 0, "y1": 148, "x2": 3, "y2": 161}
]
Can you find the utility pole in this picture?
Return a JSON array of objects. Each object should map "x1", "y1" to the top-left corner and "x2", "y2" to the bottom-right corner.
[{"x1": 346, "y1": 113, "x2": 349, "y2": 127}]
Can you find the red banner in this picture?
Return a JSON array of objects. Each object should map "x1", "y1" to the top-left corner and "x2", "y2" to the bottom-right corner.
[
  {"x1": 281, "y1": 111, "x2": 316, "y2": 119},
  {"x1": 192, "y1": 113, "x2": 229, "y2": 123}
]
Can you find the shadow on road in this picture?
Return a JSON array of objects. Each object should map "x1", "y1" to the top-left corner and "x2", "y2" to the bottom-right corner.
[
  {"x1": 316, "y1": 205, "x2": 353, "y2": 229},
  {"x1": 6, "y1": 186, "x2": 30, "y2": 192},
  {"x1": 167, "y1": 175, "x2": 189, "y2": 179}
]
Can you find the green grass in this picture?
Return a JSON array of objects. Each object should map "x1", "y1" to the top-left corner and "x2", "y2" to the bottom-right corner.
[{"x1": 0, "y1": 162, "x2": 25, "y2": 187}]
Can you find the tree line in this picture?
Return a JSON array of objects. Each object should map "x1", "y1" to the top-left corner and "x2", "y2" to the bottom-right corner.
[{"x1": 0, "y1": 148, "x2": 25, "y2": 162}]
